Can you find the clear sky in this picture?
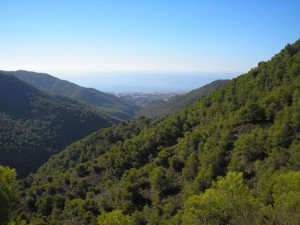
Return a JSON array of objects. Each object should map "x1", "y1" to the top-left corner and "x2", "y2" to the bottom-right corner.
[{"x1": 1, "y1": 0, "x2": 300, "y2": 91}]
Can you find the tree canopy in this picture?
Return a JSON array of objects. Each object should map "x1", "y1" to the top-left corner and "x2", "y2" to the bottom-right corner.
[{"x1": 7, "y1": 39, "x2": 300, "y2": 224}]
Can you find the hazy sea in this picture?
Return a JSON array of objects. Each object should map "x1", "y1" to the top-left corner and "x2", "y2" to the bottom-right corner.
[{"x1": 61, "y1": 72, "x2": 237, "y2": 93}]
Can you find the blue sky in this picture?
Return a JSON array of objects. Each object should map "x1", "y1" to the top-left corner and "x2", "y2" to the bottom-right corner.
[{"x1": 1, "y1": 0, "x2": 300, "y2": 90}]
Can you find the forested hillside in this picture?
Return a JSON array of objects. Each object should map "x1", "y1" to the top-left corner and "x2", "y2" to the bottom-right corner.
[
  {"x1": 2, "y1": 70, "x2": 139, "y2": 119},
  {"x1": 138, "y1": 80, "x2": 228, "y2": 119},
  {"x1": 7, "y1": 39, "x2": 300, "y2": 224},
  {"x1": 0, "y1": 73, "x2": 117, "y2": 178}
]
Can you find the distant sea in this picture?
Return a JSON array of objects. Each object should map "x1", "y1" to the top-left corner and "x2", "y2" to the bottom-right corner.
[{"x1": 61, "y1": 72, "x2": 237, "y2": 93}]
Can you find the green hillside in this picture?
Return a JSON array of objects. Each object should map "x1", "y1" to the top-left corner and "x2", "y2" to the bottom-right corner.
[
  {"x1": 0, "y1": 73, "x2": 117, "y2": 178},
  {"x1": 6, "y1": 39, "x2": 300, "y2": 224},
  {"x1": 2, "y1": 70, "x2": 139, "y2": 119},
  {"x1": 138, "y1": 80, "x2": 229, "y2": 119}
]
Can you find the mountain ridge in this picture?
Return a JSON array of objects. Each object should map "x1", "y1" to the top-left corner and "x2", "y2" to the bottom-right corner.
[
  {"x1": 0, "y1": 73, "x2": 117, "y2": 178},
  {"x1": 12, "y1": 39, "x2": 300, "y2": 224},
  {"x1": 1, "y1": 70, "x2": 139, "y2": 120},
  {"x1": 138, "y1": 79, "x2": 229, "y2": 119}
]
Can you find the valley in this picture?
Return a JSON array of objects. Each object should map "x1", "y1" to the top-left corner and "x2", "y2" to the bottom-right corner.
[
  {"x1": 1, "y1": 1, "x2": 299, "y2": 224},
  {"x1": 1, "y1": 39, "x2": 299, "y2": 224}
]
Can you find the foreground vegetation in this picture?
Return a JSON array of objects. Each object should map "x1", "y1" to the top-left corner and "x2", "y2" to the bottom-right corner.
[{"x1": 1, "y1": 39, "x2": 300, "y2": 224}]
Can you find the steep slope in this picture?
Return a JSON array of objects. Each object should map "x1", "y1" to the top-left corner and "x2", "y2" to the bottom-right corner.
[
  {"x1": 0, "y1": 73, "x2": 117, "y2": 178},
  {"x1": 138, "y1": 80, "x2": 228, "y2": 119},
  {"x1": 15, "y1": 39, "x2": 300, "y2": 224},
  {"x1": 2, "y1": 70, "x2": 139, "y2": 119}
]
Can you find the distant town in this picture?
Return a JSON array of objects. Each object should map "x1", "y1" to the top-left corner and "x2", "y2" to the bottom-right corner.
[{"x1": 109, "y1": 91, "x2": 187, "y2": 107}]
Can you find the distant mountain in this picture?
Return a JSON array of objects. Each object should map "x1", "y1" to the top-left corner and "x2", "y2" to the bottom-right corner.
[
  {"x1": 138, "y1": 79, "x2": 229, "y2": 119},
  {"x1": 1, "y1": 70, "x2": 139, "y2": 119},
  {"x1": 0, "y1": 73, "x2": 117, "y2": 177}
]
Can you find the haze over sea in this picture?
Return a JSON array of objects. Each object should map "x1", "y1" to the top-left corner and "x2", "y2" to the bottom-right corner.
[
  {"x1": 58, "y1": 72, "x2": 236, "y2": 93},
  {"x1": 2, "y1": 1, "x2": 299, "y2": 94}
]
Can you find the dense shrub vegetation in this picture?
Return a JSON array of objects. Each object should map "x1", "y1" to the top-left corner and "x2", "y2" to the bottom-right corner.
[
  {"x1": 0, "y1": 74, "x2": 117, "y2": 177},
  {"x1": 0, "y1": 166, "x2": 18, "y2": 225},
  {"x1": 2, "y1": 39, "x2": 300, "y2": 224}
]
